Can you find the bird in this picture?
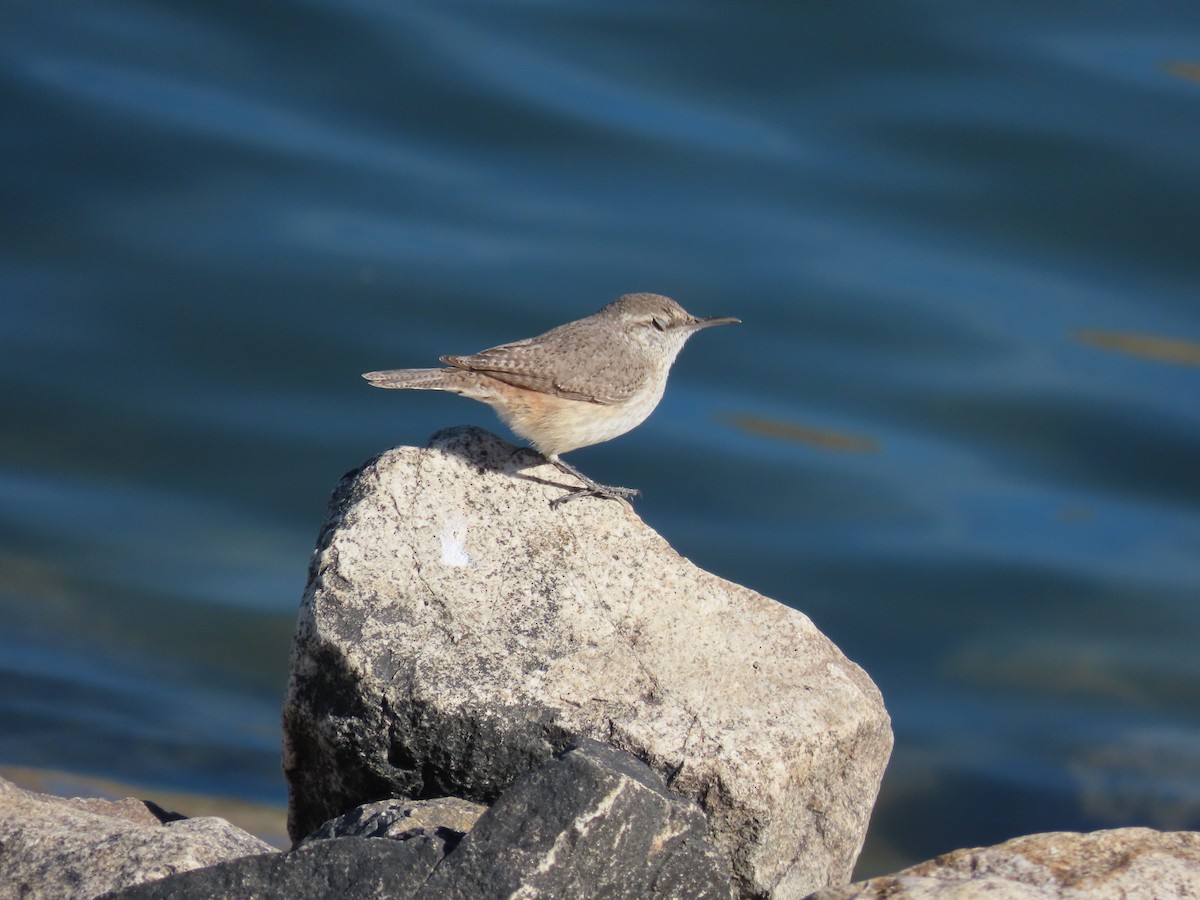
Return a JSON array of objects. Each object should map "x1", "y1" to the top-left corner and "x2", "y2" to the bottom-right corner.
[{"x1": 363, "y1": 292, "x2": 739, "y2": 506}]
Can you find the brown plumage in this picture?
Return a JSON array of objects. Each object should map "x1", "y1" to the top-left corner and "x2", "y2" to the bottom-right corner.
[{"x1": 364, "y1": 293, "x2": 738, "y2": 506}]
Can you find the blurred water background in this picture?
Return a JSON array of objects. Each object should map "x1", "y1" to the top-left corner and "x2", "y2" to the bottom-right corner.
[{"x1": 3, "y1": 0, "x2": 1200, "y2": 874}]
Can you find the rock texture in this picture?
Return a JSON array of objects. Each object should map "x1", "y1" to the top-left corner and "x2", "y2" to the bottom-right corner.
[
  {"x1": 106, "y1": 743, "x2": 729, "y2": 899},
  {"x1": 299, "y1": 796, "x2": 485, "y2": 850},
  {"x1": 0, "y1": 775, "x2": 273, "y2": 898},
  {"x1": 102, "y1": 837, "x2": 438, "y2": 899},
  {"x1": 807, "y1": 828, "x2": 1200, "y2": 899},
  {"x1": 415, "y1": 740, "x2": 733, "y2": 899},
  {"x1": 283, "y1": 427, "x2": 892, "y2": 898}
]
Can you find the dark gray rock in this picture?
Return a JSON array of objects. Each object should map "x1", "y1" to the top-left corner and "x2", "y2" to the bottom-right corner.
[
  {"x1": 104, "y1": 745, "x2": 730, "y2": 900},
  {"x1": 101, "y1": 837, "x2": 440, "y2": 899},
  {"x1": 284, "y1": 429, "x2": 892, "y2": 898},
  {"x1": 299, "y1": 796, "x2": 485, "y2": 854},
  {"x1": 414, "y1": 740, "x2": 734, "y2": 900}
]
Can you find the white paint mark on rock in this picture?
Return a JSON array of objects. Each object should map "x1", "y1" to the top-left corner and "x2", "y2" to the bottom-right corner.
[{"x1": 440, "y1": 513, "x2": 471, "y2": 567}]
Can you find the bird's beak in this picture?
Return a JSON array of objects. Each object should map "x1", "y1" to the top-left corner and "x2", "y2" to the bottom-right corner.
[{"x1": 690, "y1": 315, "x2": 741, "y2": 330}]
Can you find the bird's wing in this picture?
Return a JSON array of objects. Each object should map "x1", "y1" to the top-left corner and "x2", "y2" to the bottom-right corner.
[{"x1": 442, "y1": 326, "x2": 645, "y2": 405}]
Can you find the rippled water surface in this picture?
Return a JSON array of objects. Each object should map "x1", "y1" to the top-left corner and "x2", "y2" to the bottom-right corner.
[{"x1": 3, "y1": 0, "x2": 1200, "y2": 872}]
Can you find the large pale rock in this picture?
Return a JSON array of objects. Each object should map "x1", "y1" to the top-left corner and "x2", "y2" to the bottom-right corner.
[
  {"x1": 283, "y1": 427, "x2": 892, "y2": 898},
  {"x1": 807, "y1": 828, "x2": 1200, "y2": 899},
  {"x1": 0, "y1": 775, "x2": 273, "y2": 898},
  {"x1": 415, "y1": 739, "x2": 733, "y2": 899}
]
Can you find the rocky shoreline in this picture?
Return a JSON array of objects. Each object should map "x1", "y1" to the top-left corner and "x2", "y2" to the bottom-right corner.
[{"x1": 2, "y1": 428, "x2": 1197, "y2": 898}]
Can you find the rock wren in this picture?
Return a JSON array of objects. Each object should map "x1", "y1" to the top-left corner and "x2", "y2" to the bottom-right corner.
[{"x1": 363, "y1": 292, "x2": 739, "y2": 506}]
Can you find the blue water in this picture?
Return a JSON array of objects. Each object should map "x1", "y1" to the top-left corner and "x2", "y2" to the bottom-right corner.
[{"x1": 3, "y1": 0, "x2": 1200, "y2": 872}]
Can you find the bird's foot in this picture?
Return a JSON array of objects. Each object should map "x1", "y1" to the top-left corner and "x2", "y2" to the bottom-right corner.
[
  {"x1": 550, "y1": 482, "x2": 640, "y2": 508},
  {"x1": 547, "y1": 457, "x2": 640, "y2": 508}
]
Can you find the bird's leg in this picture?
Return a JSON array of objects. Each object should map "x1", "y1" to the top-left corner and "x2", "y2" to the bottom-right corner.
[{"x1": 547, "y1": 455, "x2": 640, "y2": 508}]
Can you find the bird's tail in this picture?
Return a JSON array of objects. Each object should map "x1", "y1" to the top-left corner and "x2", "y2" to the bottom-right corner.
[{"x1": 362, "y1": 367, "x2": 474, "y2": 392}]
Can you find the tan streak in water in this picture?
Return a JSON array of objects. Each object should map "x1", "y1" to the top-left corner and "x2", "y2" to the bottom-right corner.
[
  {"x1": 1074, "y1": 329, "x2": 1200, "y2": 367},
  {"x1": 722, "y1": 413, "x2": 879, "y2": 453}
]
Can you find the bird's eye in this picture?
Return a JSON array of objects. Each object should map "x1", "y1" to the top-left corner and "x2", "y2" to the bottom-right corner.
[{"x1": 651, "y1": 317, "x2": 667, "y2": 331}]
